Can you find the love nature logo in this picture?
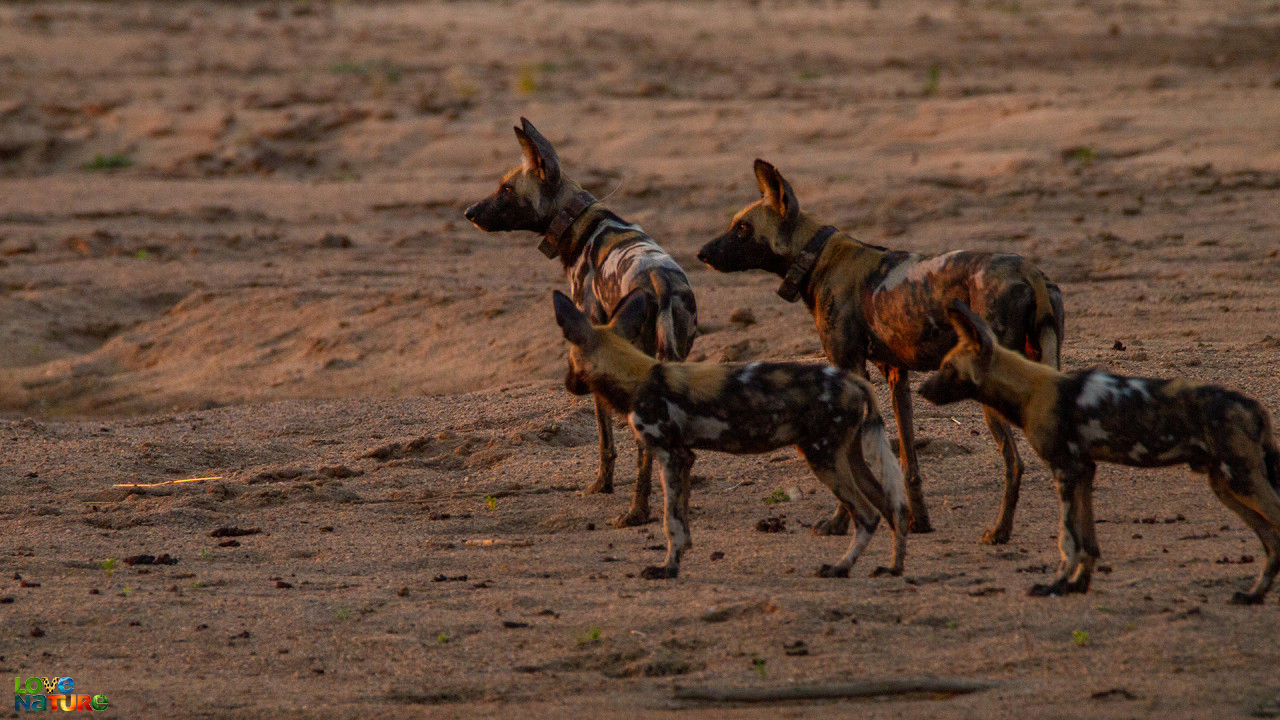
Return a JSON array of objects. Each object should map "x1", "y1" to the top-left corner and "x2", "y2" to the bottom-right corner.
[{"x1": 13, "y1": 676, "x2": 109, "y2": 712}]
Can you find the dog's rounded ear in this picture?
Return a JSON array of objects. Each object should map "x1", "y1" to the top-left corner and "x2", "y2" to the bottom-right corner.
[
  {"x1": 753, "y1": 159, "x2": 799, "y2": 225},
  {"x1": 553, "y1": 290, "x2": 594, "y2": 348},
  {"x1": 515, "y1": 118, "x2": 561, "y2": 185},
  {"x1": 608, "y1": 289, "x2": 651, "y2": 342},
  {"x1": 945, "y1": 300, "x2": 993, "y2": 366}
]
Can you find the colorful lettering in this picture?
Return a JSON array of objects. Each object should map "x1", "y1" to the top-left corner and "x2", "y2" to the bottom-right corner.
[{"x1": 12, "y1": 676, "x2": 109, "y2": 712}]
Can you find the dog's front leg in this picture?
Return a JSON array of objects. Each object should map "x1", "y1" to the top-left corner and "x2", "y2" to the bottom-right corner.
[
  {"x1": 882, "y1": 364, "x2": 932, "y2": 534},
  {"x1": 611, "y1": 428, "x2": 652, "y2": 528},
  {"x1": 641, "y1": 446, "x2": 693, "y2": 580},
  {"x1": 582, "y1": 394, "x2": 616, "y2": 495},
  {"x1": 1029, "y1": 464, "x2": 1093, "y2": 596},
  {"x1": 981, "y1": 407, "x2": 1024, "y2": 544},
  {"x1": 1066, "y1": 466, "x2": 1099, "y2": 592}
]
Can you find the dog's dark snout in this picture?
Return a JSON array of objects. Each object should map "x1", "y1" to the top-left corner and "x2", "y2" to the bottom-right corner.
[
  {"x1": 696, "y1": 241, "x2": 716, "y2": 265},
  {"x1": 463, "y1": 203, "x2": 479, "y2": 221}
]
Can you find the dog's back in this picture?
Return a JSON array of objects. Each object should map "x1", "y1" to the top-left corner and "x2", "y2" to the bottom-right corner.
[
  {"x1": 866, "y1": 249, "x2": 1061, "y2": 371},
  {"x1": 572, "y1": 212, "x2": 696, "y2": 361}
]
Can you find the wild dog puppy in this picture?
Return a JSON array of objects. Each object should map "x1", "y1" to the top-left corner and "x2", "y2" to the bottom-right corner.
[
  {"x1": 552, "y1": 289, "x2": 909, "y2": 580},
  {"x1": 465, "y1": 118, "x2": 697, "y2": 528},
  {"x1": 698, "y1": 159, "x2": 1065, "y2": 544},
  {"x1": 919, "y1": 301, "x2": 1280, "y2": 604}
]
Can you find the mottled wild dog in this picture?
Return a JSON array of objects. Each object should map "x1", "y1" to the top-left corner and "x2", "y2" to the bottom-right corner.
[
  {"x1": 465, "y1": 118, "x2": 697, "y2": 528},
  {"x1": 919, "y1": 301, "x2": 1280, "y2": 604},
  {"x1": 552, "y1": 289, "x2": 909, "y2": 580},
  {"x1": 698, "y1": 159, "x2": 1065, "y2": 544}
]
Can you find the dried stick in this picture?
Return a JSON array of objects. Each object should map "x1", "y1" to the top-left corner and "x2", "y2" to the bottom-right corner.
[{"x1": 674, "y1": 678, "x2": 995, "y2": 703}]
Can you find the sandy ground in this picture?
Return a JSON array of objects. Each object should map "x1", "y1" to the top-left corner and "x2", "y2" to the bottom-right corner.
[{"x1": 2, "y1": 1, "x2": 1280, "y2": 717}]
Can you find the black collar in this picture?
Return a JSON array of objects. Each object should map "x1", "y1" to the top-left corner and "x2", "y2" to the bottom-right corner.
[
  {"x1": 776, "y1": 225, "x2": 838, "y2": 302},
  {"x1": 538, "y1": 190, "x2": 597, "y2": 259}
]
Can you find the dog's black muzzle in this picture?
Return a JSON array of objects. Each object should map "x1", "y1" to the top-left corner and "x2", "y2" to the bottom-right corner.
[
  {"x1": 565, "y1": 369, "x2": 591, "y2": 396},
  {"x1": 463, "y1": 201, "x2": 488, "y2": 229},
  {"x1": 696, "y1": 234, "x2": 733, "y2": 270},
  {"x1": 918, "y1": 374, "x2": 967, "y2": 406}
]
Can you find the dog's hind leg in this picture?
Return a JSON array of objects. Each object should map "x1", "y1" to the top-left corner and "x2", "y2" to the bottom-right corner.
[
  {"x1": 881, "y1": 364, "x2": 932, "y2": 533},
  {"x1": 582, "y1": 395, "x2": 616, "y2": 495},
  {"x1": 811, "y1": 506, "x2": 852, "y2": 536},
  {"x1": 981, "y1": 407, "x2": 1024, "y2": 545},
  {"x1": 806, "y1": 438, "x2": 894, "y2": 578},
  {"x1": 854, "y1": 420, "x2": 908, "y2": 574},
  {"x1": 612, "y1": 429, "x2": 652, "y2": 528},
  {"x1": 1209, "y1": 467, "x2": 1280, "y2": 604},
  {"x1": 810, "y1": 462, "x2": 880, "y2": 578}
]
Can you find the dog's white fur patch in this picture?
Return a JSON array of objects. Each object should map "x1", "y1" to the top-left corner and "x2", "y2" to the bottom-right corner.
[
  {"x1": 1077, "y1": 373, "x2": 1121, "y2": 408},
  {"x1": 1079, "y1": 419, "x2": 1109, "y2": 443},
  {"x1": 879, "y1": 250, "x2": 962, "y2": 291},
  {"x1": 689, "y1": 414, "x2": 729, "y2": 442}
]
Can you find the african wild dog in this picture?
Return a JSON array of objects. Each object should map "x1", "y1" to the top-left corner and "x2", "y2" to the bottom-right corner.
[
  {"x1": 919, "y1": 301, "x2": 1280, "y2": 604},
  {"x1": 465, "y1": 118, "x2": 697, "y2": 528},
  {"x1": 698, "y1": 159, "x2": 1065, "y2": 544},
  {"x1": 552, "y1": 288, "x2": 909, "y2": 580}
]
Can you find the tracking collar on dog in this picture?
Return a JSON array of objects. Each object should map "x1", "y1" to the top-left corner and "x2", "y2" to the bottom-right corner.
[
  {"x1": 538, "y1": 191, "x2": 598, "y2": 259},
  {"x1": 776, "y1": 225, "x2": 838, "y2": 302}
]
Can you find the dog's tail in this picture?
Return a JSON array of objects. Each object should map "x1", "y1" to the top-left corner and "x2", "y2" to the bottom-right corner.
[
  {"x1": 1023, "y1": 267, "x2": 1063, "y2": 370},
  {"x1": 650, "y1": 271, "x2": 681, "y2": 362},
  {"x1": 854, "y1": 380, "x2": 908, "y2": 524},
  {"x1": 1263, "y1": 415, "x2": 1280, "y2": 494}
]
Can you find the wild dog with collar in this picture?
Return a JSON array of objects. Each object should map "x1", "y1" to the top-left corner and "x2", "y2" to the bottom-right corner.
[
  {"x1": 465, "y1": 118, "x2": 697, "y2": 528},
  {"x1": 698, "y1": 159, "x2": 1065, "y2": 545},
  {"x1": 552, "y1": 289, "x2": 909, "y2": 580},
  {"x1": 919, "y1": 301, "x2": 1280, "y2": 604}
]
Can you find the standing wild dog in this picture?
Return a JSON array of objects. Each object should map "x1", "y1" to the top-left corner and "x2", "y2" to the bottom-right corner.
[
  {"x1": 465, "y1": 118, "x2": 697, "y2": 528},
  {"x1": 698, "y1": 159, "x2": 1065, "y2": 544},
  {"x1": 552, "y1": 289, "x2": 909, "y2": 580},
  {"x1": 920, "y1": 301, "x2": 1280, "y2": 604}
]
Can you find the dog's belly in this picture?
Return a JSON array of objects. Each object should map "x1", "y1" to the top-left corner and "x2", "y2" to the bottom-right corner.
[{"x1": 1086, "y1": 439, "x2": 1198, "y2": 467}]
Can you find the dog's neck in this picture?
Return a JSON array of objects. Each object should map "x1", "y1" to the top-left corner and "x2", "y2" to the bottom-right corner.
[
  {"x1": 541, "y1": 182, "x2": 601, "y2": 265},
  {"x1": 775, "y1": 215, "x2": 837, "y2": 302},
  {"x1": 586, "y1": 334, "x2": 659, "y2": 414},
  {"x1": 778, "y1": 214, "x2": 882, "y2": 305},
  {"x1": 972, "y1": 346, "x2": 1062, "y2": 428}
]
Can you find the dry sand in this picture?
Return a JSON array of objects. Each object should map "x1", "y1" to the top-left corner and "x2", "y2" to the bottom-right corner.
[{"x1": 2, "y1": 1, "x2": 1279, "y2": 717}]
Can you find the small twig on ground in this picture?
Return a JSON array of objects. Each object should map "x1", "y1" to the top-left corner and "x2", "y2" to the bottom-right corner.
[
  {"x1": 113, "y1": 476, "x2": 223, "y2": 488},
  {"x1": 464, "y1": 539, "x2": 533, "y2": 548},
  {"x1": 674, "y1": 679, "x2": 995, "y2": 703}
]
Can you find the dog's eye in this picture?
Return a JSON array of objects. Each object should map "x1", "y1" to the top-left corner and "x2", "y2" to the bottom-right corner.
[
  {"x1": 500, "y1": 185, "x2": 513, "y2": 194},
  {"x1": 734, "y1": 222, "x2": 752, "y2": 239}
]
